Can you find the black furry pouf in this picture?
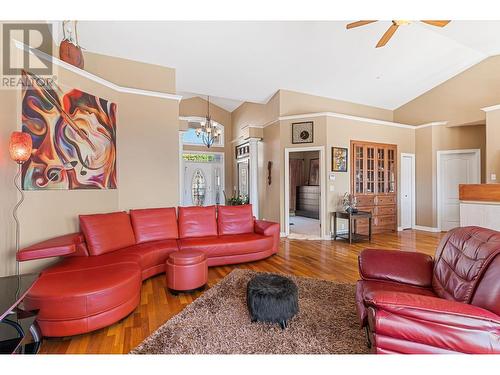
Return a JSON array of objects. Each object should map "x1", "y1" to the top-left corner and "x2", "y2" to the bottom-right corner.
[{"x1": 247, "y1": 274, "x2": 299, "y2": 329}]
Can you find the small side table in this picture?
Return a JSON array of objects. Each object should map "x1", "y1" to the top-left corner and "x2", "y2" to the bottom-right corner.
[
  {"x1": 332, "y1": 211, "x2": 372, "y2": 244},
  {"x1": 0, "y1": 273, "x2": 41, "y2": 354}
]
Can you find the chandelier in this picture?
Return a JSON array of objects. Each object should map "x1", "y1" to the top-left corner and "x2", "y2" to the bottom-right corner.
[{"x1": 196, "y1": 96, "x2": 222, "y2": 148}]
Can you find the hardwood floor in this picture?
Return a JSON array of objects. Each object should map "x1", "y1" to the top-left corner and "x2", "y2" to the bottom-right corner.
[{"x1": 39, "y1": 230, "x2": 444, "y2": 354}]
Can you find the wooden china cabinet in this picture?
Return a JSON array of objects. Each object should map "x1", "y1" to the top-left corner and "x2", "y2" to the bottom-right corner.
[{"x1": 350, "y1": 140, "x2": 397, "y2": 234}]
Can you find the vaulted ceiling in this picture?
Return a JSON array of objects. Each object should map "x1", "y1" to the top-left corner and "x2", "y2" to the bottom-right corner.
[{"x1": 67, "y1": 21, "x2": 500, "y2": 111}]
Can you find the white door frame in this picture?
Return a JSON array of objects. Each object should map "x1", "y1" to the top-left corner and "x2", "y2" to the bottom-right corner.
[
  {"x1": 180, "y1": 150, "x2": 225, "y2": 206},
  {"x1": 284, "y1": 146, "x2": 327, "y2": 239},
  {"x1": 400, "y1": 153, "x2": 416, "y2": 230},
  {"x1": 436, "y1": 149, "x2": 481, "y2": 231}
]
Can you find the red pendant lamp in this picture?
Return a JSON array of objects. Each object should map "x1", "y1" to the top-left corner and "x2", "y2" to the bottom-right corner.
[{"x1": 9, "y1": 131, "x2": 32, "y2": 164}]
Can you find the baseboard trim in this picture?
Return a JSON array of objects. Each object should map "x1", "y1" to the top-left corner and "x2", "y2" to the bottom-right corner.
[{"x1": 413, "y1": 225, "x2": 441, "y2": 233}]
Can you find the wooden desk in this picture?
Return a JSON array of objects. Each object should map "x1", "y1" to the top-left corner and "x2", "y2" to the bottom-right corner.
[{"x1": 332, "y1": 211, "x2": 372, "y2": 244}]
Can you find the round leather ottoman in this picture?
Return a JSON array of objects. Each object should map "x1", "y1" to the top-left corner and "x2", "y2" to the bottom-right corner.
[{"x1": 166, "y1": 251, "x2": 208, "y2": 294}]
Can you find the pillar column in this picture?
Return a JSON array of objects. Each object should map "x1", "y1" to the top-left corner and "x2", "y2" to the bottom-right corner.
[
  {"x1": 178, "y1": 130, "x2": 185, "y2": 205},
  {"x1": 248, "y1": 137, "x2": 260, "y2": 218}
]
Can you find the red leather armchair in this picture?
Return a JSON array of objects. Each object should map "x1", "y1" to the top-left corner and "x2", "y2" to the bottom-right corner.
[{"x1": 356, "y1": 226, "x2": 500, "y2": 354}]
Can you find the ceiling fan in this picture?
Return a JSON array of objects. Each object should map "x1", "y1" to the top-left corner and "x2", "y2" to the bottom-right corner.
[{"x1": 346, "y1": 20, "x2": 451, "y2": 48}]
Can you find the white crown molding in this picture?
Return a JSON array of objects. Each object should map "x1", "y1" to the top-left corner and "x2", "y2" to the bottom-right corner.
[
  {"x1": 248, "y1": 112, "x2": 448, "y2": 130},
  {"x1": 278, "y1": 112, "x2": 416, "y2": 128},
  {"x1": 15, "y1": 40, "x2": 182, "y2": 102},
  {"x1": 414, "y1": 121, "x2": 449, "y2": 129},
  {"x1": 481, "y1": 104, "x2": 500, "y2": 112}
]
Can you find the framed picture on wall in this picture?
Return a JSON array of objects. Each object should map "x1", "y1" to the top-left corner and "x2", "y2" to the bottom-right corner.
[
  {"x1": 332, "y1": 147, "x2": 348, "y2": 172},
  {"x1": 292, "y1": 121, "x2": 313, "y2": 144}
]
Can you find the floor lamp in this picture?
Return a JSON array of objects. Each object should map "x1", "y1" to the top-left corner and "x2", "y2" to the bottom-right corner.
[{"x1": 9, "y1": 131, "x2": 32, "y2": 277}]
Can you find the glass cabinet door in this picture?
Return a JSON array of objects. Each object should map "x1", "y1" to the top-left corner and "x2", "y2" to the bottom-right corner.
[
  {"x1": 366, "y1": 146, "x2": 375, "y2": 194},
  {"x1": 387, "y1": 148, "x2": 396, "y2": 193},
  {"x1": 354, "y1": 145, "x2": 364, "y2": 193},
  {"x1": 377, "y1": 147, "x2": 386, "y2": 193}
]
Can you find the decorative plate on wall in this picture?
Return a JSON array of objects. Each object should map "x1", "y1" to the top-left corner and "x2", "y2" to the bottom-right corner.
[{"x1": 292, "y1": 121, "x2": 313, "y2": 144}]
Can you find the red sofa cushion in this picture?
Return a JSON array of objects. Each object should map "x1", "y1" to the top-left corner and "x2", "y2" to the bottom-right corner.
[
  {"x1": 112, "y1": 239, "x2": 178, "y2": 273},
  {"x1": 178, "y1": 206, "x2": 217, "y2": 238},
  {"x1": 217, "y1": 204, "x2": 254, "y2": 235},
  {"x1": 79, "y1": 212, "x2": 136, "y2": 256},
  {"x1": 179, "y1": 233, "x2": 273, "y2": 257},
  {"x1": 130, "y1": 207, "x2": 178, "y2": 243}
]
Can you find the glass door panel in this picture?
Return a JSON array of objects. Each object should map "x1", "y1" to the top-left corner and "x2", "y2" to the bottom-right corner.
[
  {"x1": 355, "y1": 145, "x2": 364, "y2": 193},
  {"x1": 366, "y1": 146, "x2": 375, "y2": 194},
  {"x1": 191, "y1": 169, "x2": 206, "y2": 206},
  {"x1": 377, "y1": 147, "x2": 386, "y2": 194},
  {"x1": 387, "y1": 148, "x2": 396, "y2": 193}
]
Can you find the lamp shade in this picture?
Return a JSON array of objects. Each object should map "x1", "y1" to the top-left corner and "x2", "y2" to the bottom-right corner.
[{"x1": 9, "y1": 131, "x2": 32, "y2": 163}]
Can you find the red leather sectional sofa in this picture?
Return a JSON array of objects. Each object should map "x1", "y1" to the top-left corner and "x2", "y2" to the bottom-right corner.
[{"x1": 17, "y1": 204, "x2": 279, "y2": 337}]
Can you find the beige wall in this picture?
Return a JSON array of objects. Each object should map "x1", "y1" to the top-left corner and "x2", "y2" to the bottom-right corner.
[
  {"x1": 179, "y1": 97, "x2": 233, "y2": 194},
  {"x1": 84, "y1": 51, "x2": 176, "y2": 94},
  {"x1": 279, "y1": 117, "x2": 328, "y2": 233},
  {"x1": 415, "y1": 124, "x2": 486, "y2": 228},
  {"x1": 231, "y1": 91, "x2": 279, "y2": 141},
  {"x1": 0, "y1": 48, "x2": 179, "y2": 276},
  {"x1": 394, "y1": 56, "x2": 500, "y2": 127},
  {"x1": 325, "y1": 117, "x2": 415, "y2": 233},
  {"x1": 276, "y1": 116, "x2": 415, "y2": 234},
  {"x1": 486, "y1": 109, "x2": 500, "y2": 183},
  {"x1": 414, "y1": 127, "x2": 434, "y2": 227},
  {"x1": 258, "y1": 123, "x2": 281, "y2": 223},
  {"x1": 279, "y1": 89, "x2": 394, "y2": 121}
]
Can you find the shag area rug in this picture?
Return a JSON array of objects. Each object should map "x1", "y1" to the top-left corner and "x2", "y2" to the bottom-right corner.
[{"x1": 131, "y1": 269, "x2": 369, "y2": 354}]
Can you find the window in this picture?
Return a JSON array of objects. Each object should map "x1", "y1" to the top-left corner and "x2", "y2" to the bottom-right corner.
[
  {"x1": 182, "y1": 153, "x2": 222, "y2": 163},
  {"x1": 182, "y1": 120, "x2": 224, "y2": 147}
]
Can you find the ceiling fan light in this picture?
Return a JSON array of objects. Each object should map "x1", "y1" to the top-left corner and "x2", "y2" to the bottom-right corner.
[{"x1": 394, "y1": 20, "x2": 411, "y2": 26}]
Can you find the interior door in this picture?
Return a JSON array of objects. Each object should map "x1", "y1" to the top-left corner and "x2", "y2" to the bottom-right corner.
[
  {"x1": 400, "y1": 155, "x2": 413, "y2": 229},
  {"x1": 440, "y1": 152, "x2": 480, "y2": 231}
]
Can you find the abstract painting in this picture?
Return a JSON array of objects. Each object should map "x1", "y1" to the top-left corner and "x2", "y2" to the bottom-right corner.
[
  {"x1": 21, "y1": 71, "x2": 117, "y2": 190},
  {"x1": 332, "y1": 147, "x2": 348, "y2": 172}
]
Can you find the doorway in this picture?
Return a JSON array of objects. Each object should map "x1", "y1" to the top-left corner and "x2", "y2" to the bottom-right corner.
[
  {"x1": 437, "y1": 149, "x2": 481, "y2": 231},
  {"x1": 400, "y1": 153, "x2": 415, "y2": 230},
  {"x1": 284, "y1": 147, "x2": 326, "y2": 240},
  {"x1": 182, "y1": 152, "x2": 224, "y2": 206}
]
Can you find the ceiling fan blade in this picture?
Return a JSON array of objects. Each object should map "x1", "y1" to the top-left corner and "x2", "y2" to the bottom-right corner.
[
  {"x1": 346, "y1": 20, "x2": 377, "y2": 29},
  {"x1": 421, "y1": 20, "x2": 451, "y2": 27},
  {"x1": 376, "y1": 24, "x2": 399, "y2": 48}
]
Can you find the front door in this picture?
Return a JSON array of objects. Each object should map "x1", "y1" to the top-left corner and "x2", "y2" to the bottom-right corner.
[
  {"x1": 182, "y1": 153, "x2": 223, "y2": 206},
  {"x1": 439, "y1": 151, "x2": 480, "y2": 231}
]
